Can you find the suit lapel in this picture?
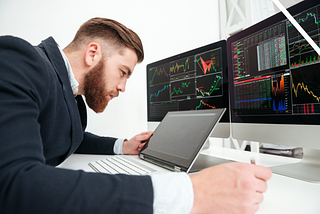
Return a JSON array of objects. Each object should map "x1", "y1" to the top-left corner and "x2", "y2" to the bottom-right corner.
[{"x1": 40, "y1": 37, "x2": 83, "y2": 157}]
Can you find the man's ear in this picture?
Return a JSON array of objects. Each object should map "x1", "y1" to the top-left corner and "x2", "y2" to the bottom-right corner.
[{"x1": 84, "y1": 43, "x2": 102, "y2": 66}]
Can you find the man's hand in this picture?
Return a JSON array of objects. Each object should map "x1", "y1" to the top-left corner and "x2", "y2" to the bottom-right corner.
[
  {"x1": 122, "y1": 131, "x2": 153, "y2": 155},
  {"x1": 190, "y1": 162, "x2": 272, "y2": 214}
]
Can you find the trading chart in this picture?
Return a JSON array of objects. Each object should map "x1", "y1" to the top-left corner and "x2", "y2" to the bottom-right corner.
[{"x1": 147, "y1": 43, "x2": 228, "y2": 121}]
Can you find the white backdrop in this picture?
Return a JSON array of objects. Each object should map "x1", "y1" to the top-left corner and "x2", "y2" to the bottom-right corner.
[{"x1": 0, "y1": 0, "x2": 220, "y2": 139}]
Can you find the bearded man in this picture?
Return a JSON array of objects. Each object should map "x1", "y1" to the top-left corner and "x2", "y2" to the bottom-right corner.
[{"x1": 0, "y1": 17, "x2": 271, "y2": 214}]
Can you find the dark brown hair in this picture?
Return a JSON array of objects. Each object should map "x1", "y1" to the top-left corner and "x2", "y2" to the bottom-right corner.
[{"x1": 67, "y1": 17, "x2": 144, "y2": 62}]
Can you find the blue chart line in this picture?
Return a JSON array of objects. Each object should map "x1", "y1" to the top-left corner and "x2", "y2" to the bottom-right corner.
[
  {"x1": 150, "y1": 84, "x2": 169, "y2": 101},
  {"x1": 235, "y1": 98, "x2": 272, "y2": 103}
]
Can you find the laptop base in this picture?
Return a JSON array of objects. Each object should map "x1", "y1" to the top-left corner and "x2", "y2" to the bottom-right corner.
[{"x1": 189, "y1": 154, "x2": 233, "y2": 173}]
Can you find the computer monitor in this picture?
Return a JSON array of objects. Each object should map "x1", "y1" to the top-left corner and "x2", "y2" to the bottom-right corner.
[
  {"x1": 227, "y1": 0, "x2": 320, "y2": 182},
  {"x1": 146, "y1": 40, "x2": 230, "y2": 139}
]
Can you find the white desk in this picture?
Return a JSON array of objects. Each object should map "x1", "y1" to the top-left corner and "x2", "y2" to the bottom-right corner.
[{"x1": 58, "y1": 147, "x2": 320, "y2": 214}]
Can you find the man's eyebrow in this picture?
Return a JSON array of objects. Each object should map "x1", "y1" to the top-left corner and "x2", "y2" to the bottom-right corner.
[{"x1": 123, "y1": 65, "x2": 132, "y2": 78}]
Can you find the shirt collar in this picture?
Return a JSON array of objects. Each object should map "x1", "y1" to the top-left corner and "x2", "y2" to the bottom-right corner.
[{"x1": 57, "y1": 45, "x2": 79, "y2": 94}]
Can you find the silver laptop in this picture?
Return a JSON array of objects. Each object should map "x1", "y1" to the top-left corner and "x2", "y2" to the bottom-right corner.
[{"x1": 89, "y1": 108, "x2": 232, "y2": 175}]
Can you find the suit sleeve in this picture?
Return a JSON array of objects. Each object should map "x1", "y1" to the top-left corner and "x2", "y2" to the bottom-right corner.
[
  {"x1": 0, "y1": 36, "x2": 154, "y2": 214},
  {"x1": 75, "y1": 132, "x2": 117, "y2": 154}
]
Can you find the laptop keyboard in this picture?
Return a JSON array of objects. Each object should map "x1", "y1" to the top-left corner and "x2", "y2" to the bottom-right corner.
[{"x1": 88, "y1": 156, "x2": 158, "y2": 175}]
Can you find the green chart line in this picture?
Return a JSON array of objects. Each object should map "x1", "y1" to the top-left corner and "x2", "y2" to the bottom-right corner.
[
  {"x1": 149, "y1": 67, "x2": 168, "y2": 85},
  {"x1": 171, "y1": 82, "x2": 191, "y2": 96},
  {"x1": 287, "y1": 12, "x2": 320, "y2": 27},
  {"x1": 196, "y1": 75, "x2": 222, "y2": 96}
]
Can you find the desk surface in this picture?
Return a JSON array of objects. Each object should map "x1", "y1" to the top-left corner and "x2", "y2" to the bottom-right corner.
[{"x1": 58, "y1": 146, "x2": 320, "y2": 214}]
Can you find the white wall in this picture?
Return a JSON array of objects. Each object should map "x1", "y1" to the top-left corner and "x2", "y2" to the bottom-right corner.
[{"x1": 0, "y1": 0, "x2": 220, "y2": 139}]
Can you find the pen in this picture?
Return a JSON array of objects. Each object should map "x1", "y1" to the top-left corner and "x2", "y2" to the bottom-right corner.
[{"x1": 250, "y1": 157, "x2": 256, "y2": 165}]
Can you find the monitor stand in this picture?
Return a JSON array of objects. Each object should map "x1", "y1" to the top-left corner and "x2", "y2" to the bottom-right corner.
[{"x1": 270, "y1": 148, "x2": 320, "y2": 183}]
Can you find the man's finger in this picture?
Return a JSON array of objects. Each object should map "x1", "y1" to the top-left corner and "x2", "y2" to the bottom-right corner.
[
  {"x1": 253, "y1": 165, "x2": 272, "y2": 181},
  {"x1": 255, "y1": 177, "x2": 268, "y2": 193},
  {"x1": 139, "y1": 131, "x2": 153, "y2": 136},
  {"x1": 138, "y1": 142, "x2": 146, "y2": 148},
  {"x1": 253, "y1": 192, "x2": 264, "y2": 204},
  {"x1": 138, "y1": 132, "x2": 153, "y2": 142}
]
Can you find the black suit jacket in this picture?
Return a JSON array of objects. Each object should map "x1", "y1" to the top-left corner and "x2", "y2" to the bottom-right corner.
[{"x1": 0, "y1": 36, "x2": 153, "y2": 213}]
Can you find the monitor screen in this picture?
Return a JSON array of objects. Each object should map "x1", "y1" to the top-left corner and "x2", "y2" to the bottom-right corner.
[
  {"x1": 229, "y1": 1, "x2": 320, "y2": 125},
  {"x1": 227, "y1": 0, "x2": 320, "y2": 182},
  {"x1": 146, "y1": 41, "x2": 230, "y2": 138}
]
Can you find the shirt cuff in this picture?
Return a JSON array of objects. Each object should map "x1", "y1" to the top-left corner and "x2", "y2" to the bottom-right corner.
[
  {"x1": 150, "y1": 172, "x2": 194, "y2": 214},
  {"x1": 113, "y1": 138, "x2": 125, "y2": 155}
]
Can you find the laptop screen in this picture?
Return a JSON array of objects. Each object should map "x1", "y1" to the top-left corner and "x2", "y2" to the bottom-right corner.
[{"x1": 140, "y1": 108, "x2": 225, "y2": 171}]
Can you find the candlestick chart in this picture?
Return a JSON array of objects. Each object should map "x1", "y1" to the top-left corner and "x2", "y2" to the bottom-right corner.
[
  {"x1": 170, "y1": 80, "x2": 195, "y2": 98},
  {"x1": 178, "y1": 98, "x2": 220, "y2": 111},
  {"x1": 289, "y1": 34, "x2": 320, "y2": 68},
  {"x1": 170, "y1": 57, "x2": 195, "y2": 75},
  {"x1": 196, "y1": 73, "x2": 222, "y2": 97},
  {"x1": 149, "y1": 84, "x2": 170, "y2": 102},
  {"x1": 194, "y1": 99, "x2": 216, "y2": 110}
]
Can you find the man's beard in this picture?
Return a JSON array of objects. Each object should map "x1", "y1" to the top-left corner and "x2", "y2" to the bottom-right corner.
[{"x1": 83, "y1": 60, "x2": 109, "y2": 113}]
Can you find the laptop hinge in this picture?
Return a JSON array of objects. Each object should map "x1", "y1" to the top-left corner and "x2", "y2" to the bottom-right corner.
[
  {"x1": 139, "y1": 154, "x2": 144, "y2": 159},
  {"x1": 174, "y1": 166, "x2": 181, "y2": 172}
]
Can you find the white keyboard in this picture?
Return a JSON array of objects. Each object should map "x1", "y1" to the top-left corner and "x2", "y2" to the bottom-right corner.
[{"x1": 88, "y1": 156, "x2": 158, "y2": 175}]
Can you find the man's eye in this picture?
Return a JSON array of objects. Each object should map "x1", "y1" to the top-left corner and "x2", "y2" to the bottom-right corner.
[{"x1": 121, "y1": 71, "x2": 126, "y2": 76}]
